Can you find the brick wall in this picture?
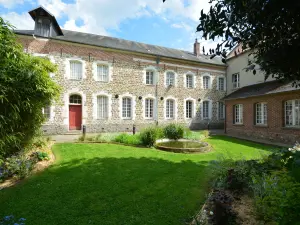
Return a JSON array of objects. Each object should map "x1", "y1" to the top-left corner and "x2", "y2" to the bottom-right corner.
[
  {"x1": 18, "y1": 35, "x2": 227, "y2": 134},
  {"x1": 225, "y1": 91, "x2": 300, "y2": 144}
]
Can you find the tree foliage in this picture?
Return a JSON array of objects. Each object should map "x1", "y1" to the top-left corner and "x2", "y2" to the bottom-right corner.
[
  {"x1": 0, "y1": 17, "x2": 60, "y2": 157},
  {"x1": 164, "y1": 0, "x2": 300, "y2": 82}
]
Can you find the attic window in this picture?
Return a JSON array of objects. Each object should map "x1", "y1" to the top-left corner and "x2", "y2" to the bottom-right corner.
[{"x1": 36, "y1": 18, "x2": 50, "y2": 37}]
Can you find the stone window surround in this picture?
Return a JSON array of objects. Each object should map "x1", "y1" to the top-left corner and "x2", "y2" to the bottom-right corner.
[
  {"x1": 119, "y1": 93, "x2": 136, "y2": 120},
  {"x1": 143, "y1": 66, "x2": 157, "y2": 85},
  {"x1": 42, "y1": 104, "x2": 55, "y2": 124},
  {"x1": 183, "y1": 71, "x2": 196, "y2": 89},
  {"x1": 200, "y1": 99, "x2": 213, "y2": 120},
  {"x1": 142, "y1": 94, "x2": 156, "y2": 120},
  {"x1": 63, "y1": 89, "x2": 87, "y2": 129},
  {"x1": 92, "y1": 60, "x2": 113, "y2": 82},
  {"x1": 217, "y1": 75, "x2": 226, "y2": 91},
  {"x1": 65, "y1": 58, "x2": 86, "y2": 80},
  {"x1": 201, "y1": 73, "x2": 213, "y2": 89},
  {"x1": 164, "y1": 70, "x2": 178, "y2": 87},
  {"x1": 92, "y1": 91, "x2": 112, "y2": 120},
  {"x1": 164, "y1": 96, "x2": 178, "y2": 120},
  {"x1": 184, "y1": 97, "x2": 196, "y2": 120}
]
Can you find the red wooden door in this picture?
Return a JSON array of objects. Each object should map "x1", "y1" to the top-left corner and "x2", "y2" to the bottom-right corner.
[{"x1": 69, "y1": 105, "x2": 82, "y2": 130}]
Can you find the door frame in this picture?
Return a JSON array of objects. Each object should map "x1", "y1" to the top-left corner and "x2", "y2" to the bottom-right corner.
[
  {"x1": 68, "y1": 94, "x2": 83, "y2": 131},
  {"x1": 69, "y1": 104, "x2": 82, "y2": 130}
]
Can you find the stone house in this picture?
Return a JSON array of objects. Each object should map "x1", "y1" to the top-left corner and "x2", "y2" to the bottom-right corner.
[
  {"x1": 225, "y1": 45, "x2": 300, "y2": 144},
  {"x1": 15, "y1": 6, "x2": 227, "y2": 134}
]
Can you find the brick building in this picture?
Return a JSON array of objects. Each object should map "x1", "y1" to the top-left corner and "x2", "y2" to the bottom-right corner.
[
  {"x1": 15, "y1": 6, "x2": 227, "y2": 134},
  {"x1": 225, "y1": 45, "x2": 300, "y2": 144}
]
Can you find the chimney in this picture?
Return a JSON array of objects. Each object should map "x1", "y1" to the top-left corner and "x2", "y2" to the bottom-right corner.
[{"x1": 194, "y1": 38, "x2": 200, "y2": 57}]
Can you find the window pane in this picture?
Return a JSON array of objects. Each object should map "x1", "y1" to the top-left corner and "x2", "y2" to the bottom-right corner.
[
  {"x1": 186, "y1": 101, "x2": 192, "y2": 118},
  {"x1": 145, "y1": 99, "x2": 154, "y2": 118},
  {"x1": 146, "y1": 71, "x2": 154, "y2": 85},
  {"x1": 235, "y1": 104, "x2": 243, "y2": 124},
  {"x1": 203, "y1": 101, "x2": 209, "y2": 119},
  {"x1": 232, "y1": 73, "x2": 240, "y2": 88},
  {"x1": 97, "y1": 65, "x2": 109, "y2": 82},
  {"x1": 166, "y1": 100, "x2": 174, "y2": 118},
  {"x1": 122, "y1": 98, "x2": 132, "y2": 118},
  {"x1": 43, "y1": 106, "x2": 51, "y2": 120},
  {"x1": 70, "y1": 95, "x2": 82, "y2": 104},
  {"x1": 285, "y1": 101, "x2": 293, "y2": 126},
  {"x1": 166, "y1": 72, "x2": 175, "y2": 86},
  {"x1": 70, "y1": 61, "x2": 82, "y2": 80},
  {"x1": 218, "y1": 102, "x2": 224, "y2": 119},
  {"x1": 97, "y1": 96, "x2": 108, "y2": 119},
  {"x1": 203, "y1": 77, "x2": 210, "y2": 89},
  {"x1": 219, "y1": 77, "x2": 224, "y2": 90},
  {"x1": 295, "y1": 100, "x2": 300, "y2": 126},
  {"x1": 186, "y1": 75, "x2": 193, "y2": 88}
]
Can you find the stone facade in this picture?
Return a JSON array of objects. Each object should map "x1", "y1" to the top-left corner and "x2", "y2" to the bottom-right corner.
[
  {"x1": 18, "y1": 36, "x2": 226, "y2": 134},
  {"x1": 225, "y1": 91, "x2": 300, "y2": 144}
]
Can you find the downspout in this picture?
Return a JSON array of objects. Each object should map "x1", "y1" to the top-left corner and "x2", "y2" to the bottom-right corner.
[
  {"x1": 224, "y1": 101, "x2": 227, "y2": 134},
  {"x1": 155, "y1": 56, "x2": 160, "y2": 126}
]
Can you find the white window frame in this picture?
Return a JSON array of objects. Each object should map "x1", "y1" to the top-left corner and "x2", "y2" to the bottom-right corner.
[
  {"x1": 65, "y1": 58, "x2": 86, "y2": 80},
  {"x1": 255, "y1": 102, "x2": 267, "y2": 125},
  {"x1": 92, "y1": 61, "x2": 113, "y2": 82},
  {"x1": 217, "y1": 75, "x2": 226, "y2": 91},
  {"x1": 164, "y1": 70, "x2": 177, "y2": 87},
  {"x1": 164, "y1": 97, "x2": 177, "y2": 120},
  {"x1": 97, "y1": 96, "x2": 109, "y2": 119},
  {"x1": 184, "y1": 72, "x2": 196, "y2": 89},
  {"x1": 217, "y1": 101, "x2": 225, "y2": 120},
  {"x1": 145, "y1": 98, "x2": 154, "y2": 119},
  {"x1": 184, "y1": 98, "x2": 196, "y2": 119},
  {"x1": 92, "y1": 92, "x2": 112, "y2": 120},
  {"x1": 285, "y1": 99, "x2": 300, "y2": 127},
  {"x1": 201, "y1": 73, "x2": 212, "y2": 89},
  {"x1": 143, "y1": 66, "x2": 157, "y2": 85},
  {"x1": 234, "y1": 104, "x2": 243, "y2": 124},
  {"x1": 119, "y1": 93, "x2": 136, "y2": 120},
  {"x1": 232, "y1": 73, "x2": 240, "y2": 89}
]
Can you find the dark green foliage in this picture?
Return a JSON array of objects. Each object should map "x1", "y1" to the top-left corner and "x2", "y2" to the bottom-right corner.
[
  {"x1": 113, "y1": 133, "x2": 142, "y2": 146},
  {"x1": 163, "y1": 124, "x2": 184, "y2": 140},
  {"x1": 252, "y1": 171, "x2": 300, "y2": 224},
  {"x1": 31, "y1": 151, "x2": 49, "y2": 161},
  {"x1": 0, "y1": 18, "x2": 60, "y2": 157},
  {"x1": 139, "y1": 126, "x2": 163, "y2": 147}
]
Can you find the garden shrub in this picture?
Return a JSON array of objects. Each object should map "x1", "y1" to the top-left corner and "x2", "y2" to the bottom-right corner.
[
  {"x1": 31, "y1": 151, "x2": 49, "y2": 161},
  {"x1": 0, "y1": 18, "x2": 60, "y2": 158},
  {"x1": 252, "y1": 171, "x2": 300, "y2": 224},
  {"x1": 163, "y1": 124, "x2": 184, "y2": 140},
  {"x1": 113, "y1": 133, "x2": 142, "y2": 146},
  {"x1": 0, "y1": 154, "x2": 37, "y2": 182},
  {"x1": 139, "y1": 126, "x2": 163, "y2": 147}
]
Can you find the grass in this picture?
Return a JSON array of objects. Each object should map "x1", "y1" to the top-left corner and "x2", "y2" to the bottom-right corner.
[{"x1": 0, "y1": 136, "x2": 279, "y2": 225}]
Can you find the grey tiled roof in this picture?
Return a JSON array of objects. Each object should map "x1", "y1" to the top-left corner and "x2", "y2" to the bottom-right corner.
[
  {"x1": 223, "y1": 80, "x2": 300, "y2": 101},
  {"x1": 14, "y1": 29, "x2": 225, "y2": 66}
]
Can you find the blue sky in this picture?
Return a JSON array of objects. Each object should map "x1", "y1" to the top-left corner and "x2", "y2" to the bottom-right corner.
[{"x1": 0, "y1": 0, "x2": 217, "y2": 51}]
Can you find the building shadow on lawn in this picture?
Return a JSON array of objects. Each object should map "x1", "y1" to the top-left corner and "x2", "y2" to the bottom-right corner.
[
  {"x1": 0, "y1": 157, "x2": 212, "y2": 225},
  {"x1": 208, "y1": 135, "x2": 282, "y2": 153}
]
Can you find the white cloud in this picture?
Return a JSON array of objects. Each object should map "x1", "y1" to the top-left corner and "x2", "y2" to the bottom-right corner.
[
  {"x1": 1, "y1": 12, "x2": 34, "y2": 29},
  {"x1": 0, "y1": 0, "x2": 24, "y2": 9},
  {"x1": 171, "y1": 22, "x2": 193, "y2": 31}
]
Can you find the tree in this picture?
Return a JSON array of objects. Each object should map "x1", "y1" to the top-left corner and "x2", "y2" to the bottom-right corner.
[
  {"x1": 163, "y1": 0, "x2": 300, "y2": 83},
  {"x1": 0, "y1": 17, "x2": 60, "y2": 157}
]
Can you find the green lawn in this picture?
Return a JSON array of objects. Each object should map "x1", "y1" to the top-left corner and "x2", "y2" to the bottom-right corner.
[{"x1": 0, "y1": 136, "x2": 279, "y2": 225}]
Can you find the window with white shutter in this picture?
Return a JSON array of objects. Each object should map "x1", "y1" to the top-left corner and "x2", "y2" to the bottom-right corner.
[
  {"x1": 202, "y1": 101, "x2": 209, "y2": 119},
  {"x1": 166, "y1": 99, "x2": 174, "y2": 119},
  {"x1": 97, "y1": 65, "x2": 109, "y2": 82},
  {"x1": 166, "y1": 72, "x2": 175, "y2": 86},
  {"x1": 70, "y1": 61, "x2": 83, "y2": 80},
  {"x1": 203, "y1": 76, "x2": 210, "y2": 89},
  {"x1": 186, "y1": 74, "x2": 194, "y2": 88},
  {"x1": 122, "y1": 97, "x2": 132, "y2": 119},
  {"x1": 145, "y1": 98, "x2": 154, "y2": 118},
  {"x1": 97, "y1": 96, "x2": 108, "y2": 119},
  {"x1": 285, "y1": 99, "x2": 300, "y2": 127}
]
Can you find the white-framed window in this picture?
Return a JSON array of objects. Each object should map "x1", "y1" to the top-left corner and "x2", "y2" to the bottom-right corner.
[
  {"x1": 122, "y1": 97, "x2": 132, "y2": 119},
  {"x1": 218, "y1": 77, "x2": 225, "y2": 91},
  {"x1": 166, "y1": 99, "x2": 175, "y2": 119},
  {"x1": 70, "y1": 61, "x2": 83, "y2": 80},
  {"x1": 97, "y1": 64, "x2": 109, "y2": 82},
  {"x1": 166, "y1": 71, "x2": 175, "y2": 86},
  {"x1": 186, "y1": 74, "x2": 194, "y2": 88},
  {"x1": 256, "y1": 103, "x2": 267, "y2": 125},
  {"x1": 232, "y1": 73, "x2": 240, "y2": 88},
  {"x1": 202, "y1": 101, "x2": 210, "y2": 119},
  {"x1": 42, "y1": 106, "x2": 51, "y2": 120},
  {"x1": 69, "y1": 94, "x2": 82, "y2": 104},
  {"x1": 203, "y1": 76, "x2": 210, "y2": 89},
  {"x1": 218, "y1": 102, "x2": 225, "y2": 120},
  {"x1": 145, "y1": 98, "x2": 154, "y2": 119},
  {"x1": 146, "y1": 70, "x2": 154, "y2": 85},
  {"x1": 186, "y1": 100, "x2": 193, "y2": 118},
  {"x1": 234, "y1": 104, "x2": 243, "y2": 124},
  {"x1": 97, "y1": 96, "x2": 108, "y2": 119},
  {"x1": 285, "y1": 99, "x2": 300, "y2": 127}
]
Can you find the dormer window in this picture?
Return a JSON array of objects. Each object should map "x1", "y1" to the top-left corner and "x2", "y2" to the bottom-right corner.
[{"x1": 36, "y1": 18, "x2": 50, "y2": 37}]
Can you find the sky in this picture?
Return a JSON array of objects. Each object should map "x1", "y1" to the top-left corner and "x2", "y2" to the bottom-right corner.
[{"x1": 0, "y1": 0, "x2": 218, "y2": 52}]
